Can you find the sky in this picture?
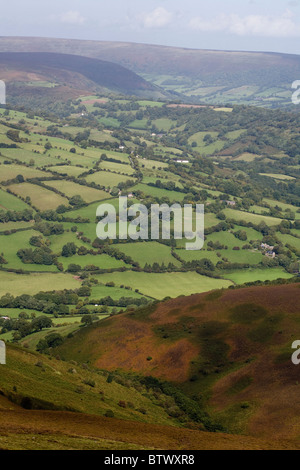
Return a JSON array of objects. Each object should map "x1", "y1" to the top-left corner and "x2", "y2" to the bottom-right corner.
[{"x1": 2, "y1": 0, "x2": 300, "y2": 55}]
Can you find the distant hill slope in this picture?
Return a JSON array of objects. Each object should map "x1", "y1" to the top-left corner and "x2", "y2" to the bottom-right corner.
[
  {"x1": 55, "y1": 282, "x2": 300, "y2": 439},
  {"x1": 0, "y1": 51, "x2": 169, "y2": 105},
  {"x1": 0, "y1": 37, "x2": 300, "y2": 106},
  {"x1": 1, "y1": 37, "x2": 300, "y2": 82}
]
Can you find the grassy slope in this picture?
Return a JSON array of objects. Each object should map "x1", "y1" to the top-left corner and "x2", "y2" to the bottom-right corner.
[
  {"x1": 0, "y1": 344, "x2": 181, "y2": 426},
  {"x1": 94, "y1": 271, "x2": 232, "y2": 299}
]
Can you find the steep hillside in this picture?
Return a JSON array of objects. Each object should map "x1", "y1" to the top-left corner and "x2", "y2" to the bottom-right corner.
[
  {"x1": 55, "y1": 282, "x2": 300, "y2": 439},
  {"x1": 0, "y1": 343, "x2": 300, "y2": 449},
  {"x1": 0, "y1": 343, "x2": 186, "y2": 427},
  {"x1": 0, "y1": 51, "x2": 168, "y2": 106},
  {"x1": 1, "y1": 37, "x2": 300, "y2": 106}
]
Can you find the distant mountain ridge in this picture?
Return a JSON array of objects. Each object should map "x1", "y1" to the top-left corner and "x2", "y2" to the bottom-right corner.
[
  {"x1": 1, "y1": 37, "x2": 300, "y2": 78},
  {"x1": 1, "y1": 37, "x2": 300, "y2": 106}
]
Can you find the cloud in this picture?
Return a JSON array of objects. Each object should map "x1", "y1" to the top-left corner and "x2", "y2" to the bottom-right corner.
[
  {"x1": 189, "y1": 10, "x2": 300, "y2": 37},
  {"x1": 59, "y1": 11, "x2": 86, "y2": 25},
  {"x1": 139, "y1": 7, "x2": 173, "y2": 29}
]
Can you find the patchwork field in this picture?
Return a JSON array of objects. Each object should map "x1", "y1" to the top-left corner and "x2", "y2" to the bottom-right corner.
[
  {"x1": 47, "y1": 165, "x2": 87, "y2": 178},
  {"x1": 44, "y1": 180, "x2": 108, "y2": 203},
  {"x1": 7, "y1": 183, "x2": 69, "y2": 210},
  {"x1": 0, "y1": 271, "x2": 80, "y2": 296},
  {"x1": 177, "y1": 247, "x2": 263, "y2": 266},
  {"x1": 0, "y1": 164, "x2": 48, "y2": 182},
  {"x1": 99, "y1": 161, "x2": 135, "y2": 175},
  {"x1": 0, "y1": 230, "x2": 58, "y2": 271},
  {"x1": 224, "y1": 268, "x2": 293, "y2": 284},
  {"x1": 223, "y1": 208, "x2": 282, "y2": 226},
  {"x1": 1, "y1": 148, "x2": 61, "y2": 167},
  {"x1": 0, "y1": 190, "x2": 30, "y2": 213},
  {"x1": 139, "y1": 159, "x2": 168, "y2": 170},
  {"x1": 91, "y1": 283, "x2": 147, "y2": 301},
  {"x1": 57, "y1": 253, "x2": 128, "y2": 271},
  {"x1": 85, "y1": 171, "x2": 136, "y2": 188},
  {"x1": 114, "y1": 241, "x2": 181, "y2": 267},
  {"x1": 134, "y1": 183, "x2": 186, "y2": 202}
]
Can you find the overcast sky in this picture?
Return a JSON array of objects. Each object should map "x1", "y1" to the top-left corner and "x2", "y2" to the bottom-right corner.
[{"x1": 2, "y1": 0, "x2": 300, "y2": 54}]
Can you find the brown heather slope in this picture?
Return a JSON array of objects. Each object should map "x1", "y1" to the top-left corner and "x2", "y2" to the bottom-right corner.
[
  {"x1": 1, "y1": 408, "x2": 300, "y2": 450},
  {"x1": 56, "y1": 283, "x2": 300, "y2": 440},
  {"x1": 1, "y1": 344, "x2": 299, "y2": 449}
]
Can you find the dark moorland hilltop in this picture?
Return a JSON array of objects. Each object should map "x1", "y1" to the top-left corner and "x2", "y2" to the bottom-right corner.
[
  {"x1": 0, "y1": 51, "x2": 168, "y2": 101},
  {"x1": 1, "y1": 37, "x2": 300, "y2": 106}
]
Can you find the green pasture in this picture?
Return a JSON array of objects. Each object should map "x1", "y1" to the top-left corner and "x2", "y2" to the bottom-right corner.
[
  {"x1": 139, "y1": 159, "x2": 168, "y2": 170},
  {"x1": 85, "y1": 171, "x2": 136, "y2": 188},
  {"x1": 99, "y1": 161, "x2": 135, "y2": 175},
  {"x1": 0, "y1": 164, "x2": 48, "y2": 182},
  {"x1": 152, "y1": 118, "x2": 174, "y2": 132},
  {"x1": 1, "y1": 148, "x2": 60, "y2": 167},
  {"x1": 0, "y1": 271, "x2": 80, "y2": 296},
  {"x1": 276, "y1": 233, "x2": 300, "y2": 251},
  {"x1": 0, "y1": 221, "x2": 34, "y2": 231},
  {"x1": 114, "y1": 241, "x2": 181, "y2": 267},
  {"x1": 177, "y1": 247, "x2": 262, "y2": 266},
  {"x1": 48, "y1": 165, "x2": 87, "y2": 177},
  {"x1": 0, "y1": 230, "x2": 58, "y2": 271},
  {"x1": 66, "y1": 197, "x2": 123, "y2": 220},
  {"x1": 8, "y1": 183, "x2": 69, "y2": 210},
  {"x1": 45, "y1": 180, "x2": 108, "y2": 203},
  {"x1": 94, "y1": 270, "x2": 233, "y2": 299},
  {"x1": 134, "y1": 183, "x2": 185, "y2": 202},
  {"x1": 91, "y1": 283, "x2": 146, "y2": 301},
  {"x1": 223, "y1": 268, "x2": 294, "y2": 285},
  {"x1": 223, "y1": 208, "x2": 282, "y2": 226},
  {"x1": 0, "y1": 188, "x2": 31, "y2": 211},
  {"x1": 58, "y1": 253, "x2": 128, "y2": 271},
  {"x1": 48, "y1": 230, "x2": 92, "y2": 254}
]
